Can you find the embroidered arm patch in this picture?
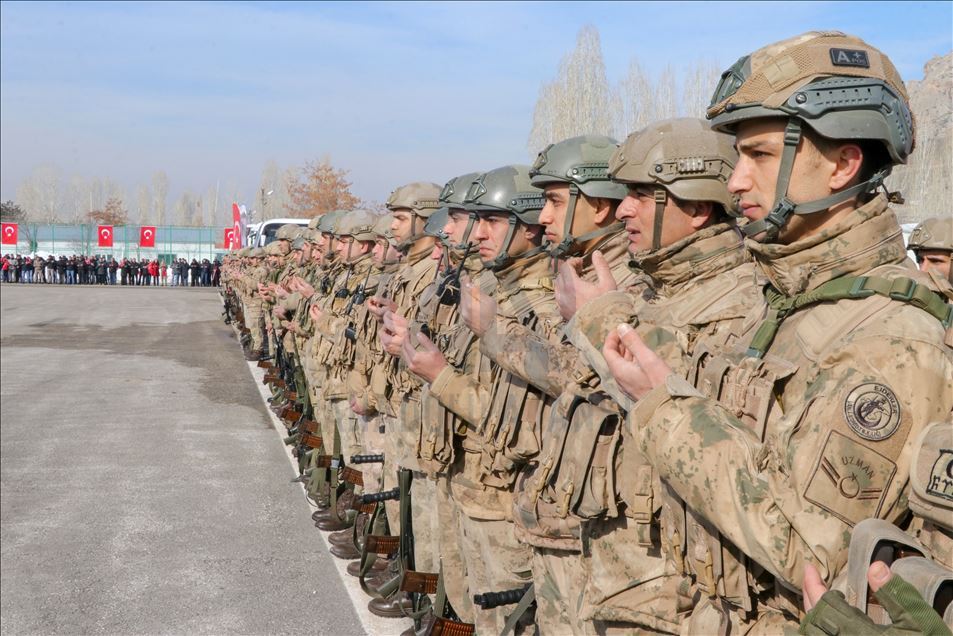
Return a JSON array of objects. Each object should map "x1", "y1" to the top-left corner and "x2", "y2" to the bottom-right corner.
[{"x1": 804, "y1": 430, "x2": 896, "y2": 526}]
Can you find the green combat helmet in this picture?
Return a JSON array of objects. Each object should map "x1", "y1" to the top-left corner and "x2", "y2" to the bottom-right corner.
[
  {"x1": 437, "y1": 172, "x2": 482, "y2": 250},
  {"x1": 424, "y1": 208, "x2": 450, "y2": 245},
  {"x1": 609, "y1": 118, "x2": 738, "y2": 250},
  {"x1": 708, "y1": 30, "x2": 914, "y2": 240},
  {"x1": 464, "y1": 164, "x2": 546, "y2": 271},
  {"x1": 529, "y1": 134, "x2": 627, "y2": 258},
  {"x1": 385, "y1": 181, "x2": 442, "y2": 253}
]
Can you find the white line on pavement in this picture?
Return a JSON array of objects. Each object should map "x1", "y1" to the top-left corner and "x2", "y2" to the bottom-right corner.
[{"x1": 246, "y1": 361, "x2": 414, "y2": 636}]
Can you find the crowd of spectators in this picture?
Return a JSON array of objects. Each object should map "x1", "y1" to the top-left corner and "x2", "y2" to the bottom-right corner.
[{"x1": 0, "y1": 255, "x2": 221, "y2": 287}]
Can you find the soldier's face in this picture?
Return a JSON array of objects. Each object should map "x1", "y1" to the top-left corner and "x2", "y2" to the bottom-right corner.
[
  {"x1": 372, "y1": 240, "x2": 386, "y2": 265},
  {"x1": 540, "y1": 184, "x2": 570, "y2": 243},
  {"x1": 473, "y1": 213, "x2": 511, "y2": 261},
  {"x1": 730, "y1": 118, "x2": 855, "y2": 243},
  {"x1": 617, "y1": 186, "x2": 710, "y2": 252},
  {"x1": 540, "y1": 184, "x2": 602, "y2": 244},
  {"x1": 917, "y1": 249, "x2": 951, "y2": 279},
  {"x1": 390, "y1": 209, "x2": 415, "y2": 244},
  {"x1": 445, "y1": 210, "x2": 471, "y2": 245}
]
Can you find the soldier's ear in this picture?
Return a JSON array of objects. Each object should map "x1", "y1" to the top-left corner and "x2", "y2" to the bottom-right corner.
[
  {"x1": 688, "y1": 201, "x2": 715, "y2": 229},
  {"x1": 523, "y1": 224, "x2": 544, "y2": 244}
]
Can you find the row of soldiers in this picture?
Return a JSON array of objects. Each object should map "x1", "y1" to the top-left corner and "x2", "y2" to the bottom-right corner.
[{"x1": 222, "y1": 31, "x2": 953, "y2": 636}]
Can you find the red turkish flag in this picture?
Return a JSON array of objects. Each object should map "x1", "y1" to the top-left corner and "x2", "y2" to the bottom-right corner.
[
  {"x1": 224, "y1": 228, "x2": 236, "y2": 249},
  {"x1": 140, "y1": 226, "x2": 156, "y2": 247},
  {"x1": 231, "y1": 203, "x2": 243, "y2": 248},
  {"x1": 1, "y1": 222, "x2": 17, "y2": 245},
  {"x1": 98, "y1": 225, "x2": 114, "y2": 247}
]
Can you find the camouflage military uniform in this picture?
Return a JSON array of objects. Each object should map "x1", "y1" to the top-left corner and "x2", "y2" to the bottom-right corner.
[{"x1": 630, "y1": 197, "x2": 953, "y2": 632}]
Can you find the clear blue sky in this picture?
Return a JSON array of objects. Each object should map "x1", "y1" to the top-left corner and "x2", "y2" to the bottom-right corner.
[{"x1": 2, "y1": 0, "x2": 950, "y2": 207}]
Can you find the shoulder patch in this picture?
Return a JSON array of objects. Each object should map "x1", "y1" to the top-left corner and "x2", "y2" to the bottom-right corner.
[
  {"x1": 804, "y1": 431, "x2": 896, "y2": 526},
  {"x1": 843, "y1": 383, "x2": 902, "y2": 441}
]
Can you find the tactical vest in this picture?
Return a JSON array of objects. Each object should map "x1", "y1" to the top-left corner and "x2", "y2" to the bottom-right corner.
[{"x1": 477, "y1": 276, "x2": 558, "y2": 491}]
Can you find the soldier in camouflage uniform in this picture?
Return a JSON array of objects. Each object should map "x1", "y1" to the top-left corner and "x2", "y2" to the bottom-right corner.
[
  {"x1": 450, "y1": 164, "x2": 560, "y2": 634},
  {"x1": 908, "y1": 216, "x2": 952, "y2": 285},
  {"x1": 347, "y1": 214, "x2": 401, "y2": 503},
  {"x1": 310, "y1": 210, "x2": 382, "y2": 538},
  {"x1": 515, "y1": 118, "x2": 760, "y2": 634},
  {"x1": 239, "y1": 247, "x2": 269, "y2": 360},
  {"x1": 604, "y1": 31, "x2": 953, "y2": 633},
  {"x1": 366, "y1": 182, "x2": 443, "y2": 618},
  {"x1": 460, "y1": 137, "x2": 641, "y2": 634},
  {"x1": 393, "y1": 172, "x2": 495, "y2": 626}
]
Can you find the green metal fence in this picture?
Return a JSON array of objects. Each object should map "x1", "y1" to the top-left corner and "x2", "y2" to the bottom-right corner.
[{"x1": 6, "y1": 223, "x2": 228, "y2": 262}]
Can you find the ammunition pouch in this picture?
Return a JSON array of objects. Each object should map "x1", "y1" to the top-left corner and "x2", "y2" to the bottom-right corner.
[{"x1": 513, "y1": 392, "x2": 621, "y2": 550}]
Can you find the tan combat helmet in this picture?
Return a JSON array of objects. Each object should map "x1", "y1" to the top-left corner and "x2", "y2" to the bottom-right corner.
[
  {"x1": 386, "y1": 181, "x2": 442, "y2": 252},
  {"x1": 275, "y1": 224, "x2": 300, "y2": 241},
  {"x1": 908, "y1": 217, "x2": 953, "y2": 253},
  {"x1": 708, "y1": 31, "x2": 914, "y2": 240},
  {"x1": 371, "y1": 213, "x2": 396, "y2": 247},
  {"x1": 335, "y1": 209, "x2": 380, "y2": 243},
  {"x1": 610, "y1": 118, "x2": 738, "y2": 250},
  {"x1": 264, "y1": 241, "x2": 287, "y2": 256}
]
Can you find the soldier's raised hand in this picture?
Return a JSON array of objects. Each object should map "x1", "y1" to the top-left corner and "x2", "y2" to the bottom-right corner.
[
  {"x1": 308, "y1": 304, "x2": 323, "y2": 322},
  {"x1": 460, "y1": 273, "x2": 497, "y2": 337},
  {"x1": 555, "y1": 250, "x2": 617, "y2": 321},
  {"x1": 603, "y1": 323, "x2": 671, "y2": 400},
  {"x1": 367, "y1": 294, "x2": 396, "y2": 321},
  {"x1": 401, "y1": 329, "x2": 448, "y2": 383},
  {"x1": 381, "y1": 310, "x2": 408, "y2": 355}
]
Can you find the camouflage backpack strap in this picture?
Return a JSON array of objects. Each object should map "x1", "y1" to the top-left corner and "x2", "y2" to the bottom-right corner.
[{"x1": 747, "y1": 275, "x2": 953, "y2": 358}]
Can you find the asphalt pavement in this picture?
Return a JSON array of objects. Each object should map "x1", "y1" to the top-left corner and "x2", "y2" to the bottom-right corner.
[{"x1": 0, "y1": 284, "x2": 366, "y2": 635}]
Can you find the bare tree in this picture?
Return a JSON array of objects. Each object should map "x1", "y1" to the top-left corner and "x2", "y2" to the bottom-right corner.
[
  {"x1": 614, "y1": 59, "x2": 720, "y2": 137},
  {"x1": 152, "y1": 171, "x2": 169, "y2": 225},
  {"x1": 65, "y1": 176, "x2": 91, "y2": 222},
  {"x1": 681, "y1": 60, "x2": 722, "y2": 119},
  {"x1": 89, "y1": 178, "x2": 104, "y2": 213},
  {"x1": 175, "y1": 192, "x2": 195, "y2": 227},
  {"x1": 136, "y1": 184, "x2": 151, "y2": 224},
  {"x1": 527, "y1": 25, "x2": 614, "y2": 154},
  {"x1": 15, "y1": 164, "x2": 62, "y2": 223}
]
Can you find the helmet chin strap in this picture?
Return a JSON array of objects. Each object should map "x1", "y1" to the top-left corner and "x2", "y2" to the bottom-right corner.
[
  {"x1": 742, "y1": 119, "x2": 892, "y2": 241},
  {"x1": 395, "y1": 214, "x2": 429, "y2": 254},
  {"x1": 484, "y1": 215, "x2": 547, "y2": 272},
  {"x1": 652, "y1": 189, "x2": 667, "y2": 252},
  {"x1": 549, "y1": 183, "x2": 624, "y2": 269}
]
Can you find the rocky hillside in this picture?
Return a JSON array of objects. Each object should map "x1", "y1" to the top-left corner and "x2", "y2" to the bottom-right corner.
[{"x1": 889, "y1": 52, "x2": 952, "y2": 223}]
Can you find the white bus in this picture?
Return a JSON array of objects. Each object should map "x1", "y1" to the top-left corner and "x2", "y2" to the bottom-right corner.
[{"x1": 246, "y1": 218, "x2": 310, "y2": 248}]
